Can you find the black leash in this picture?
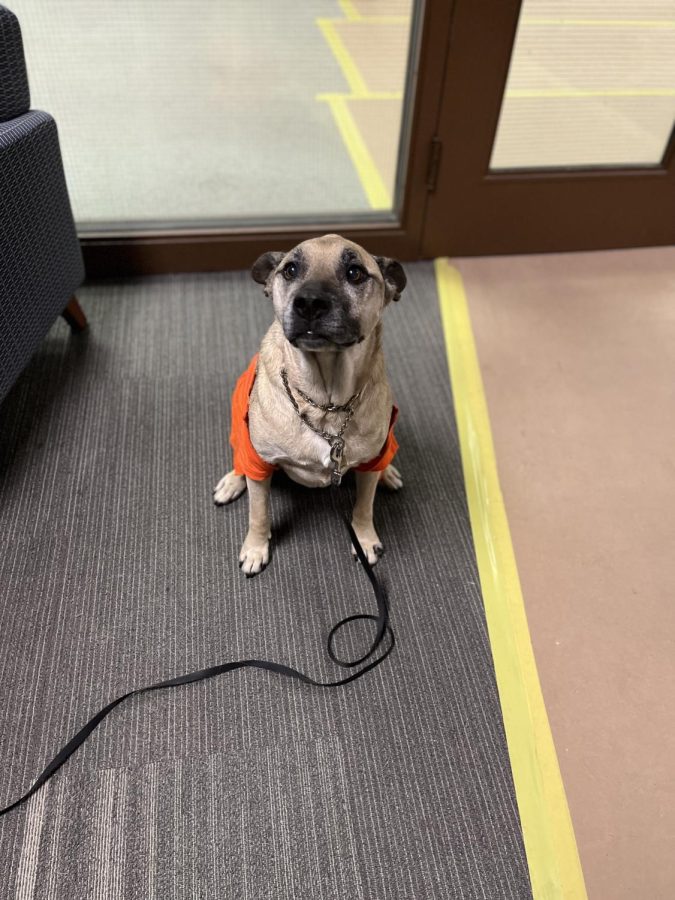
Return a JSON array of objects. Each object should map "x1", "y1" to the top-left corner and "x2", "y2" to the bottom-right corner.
[{"x1": 0, "y1": 495, "x2": 394, "y2": 818}]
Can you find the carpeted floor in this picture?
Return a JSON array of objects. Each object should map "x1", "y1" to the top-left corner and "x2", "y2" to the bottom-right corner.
[{"x1": 0, "y1": 263, "x2": 532, "y2": 899}]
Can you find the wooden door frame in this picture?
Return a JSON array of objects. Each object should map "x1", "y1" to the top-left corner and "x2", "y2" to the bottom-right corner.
[
  {"x1": 81, "y1": 0, "x2": 454, "y2": 278},
  {"x1": 421, "y1": 0, "x2": 675, "y2": 258}
]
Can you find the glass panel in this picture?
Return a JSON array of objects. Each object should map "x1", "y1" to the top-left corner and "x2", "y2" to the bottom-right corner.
[
  {"x1": 491, "y1": 1, "x2": 675, "y2": 170},
  {"x1": 12, "y1": 0, "x2": 418, "y2": 231}
]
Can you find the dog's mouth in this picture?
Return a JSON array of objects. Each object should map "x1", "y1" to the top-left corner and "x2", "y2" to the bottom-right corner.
[{"x1": 289, "y1": 330, "x2": 361, "y2": 350}]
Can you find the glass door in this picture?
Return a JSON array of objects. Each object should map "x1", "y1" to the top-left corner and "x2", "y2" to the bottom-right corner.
[
  {"x1": 422, "y1": 0, "x2": 675, "y2": 256},
  {"x1": 13, "y1": 0, "x2": 432, "y2": 235},
  {"x1": 10, "y1": 0, "x2": 456, "y2": 273}
]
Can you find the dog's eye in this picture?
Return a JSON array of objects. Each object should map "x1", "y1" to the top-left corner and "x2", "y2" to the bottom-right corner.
[
  {"x1": 346, "y1": 264, "x2": 367, "y2": 285},
  {"x1": 282, "y1": 262, "x2": 298, "y2": 281}
]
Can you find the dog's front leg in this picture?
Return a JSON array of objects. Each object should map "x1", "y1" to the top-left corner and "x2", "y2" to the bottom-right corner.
[
  {"x1": 351, "y1": 470, "x2": 384, "y2": 565},
  {"x1": 239, "y1": 475, "x2": 272, "y2": 576}
]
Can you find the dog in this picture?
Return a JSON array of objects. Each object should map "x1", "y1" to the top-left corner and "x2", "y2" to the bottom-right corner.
[{"x1": 213, "y1": 233, "x2": 406, "y2": 575}]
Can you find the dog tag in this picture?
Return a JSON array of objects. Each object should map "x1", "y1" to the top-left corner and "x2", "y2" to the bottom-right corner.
[{"x1": 331, "y1": 470, "x2": 342, "y2": 487}]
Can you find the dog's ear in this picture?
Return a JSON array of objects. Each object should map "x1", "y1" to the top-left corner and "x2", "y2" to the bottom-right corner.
[
  {"x1": 375, "y1": 257, "x2": 407, "y2": 303},
  {"x1": 251, "y1": 251, "x2": 285, "y2": 296}
]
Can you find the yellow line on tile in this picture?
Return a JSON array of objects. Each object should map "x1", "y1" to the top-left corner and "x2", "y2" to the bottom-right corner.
[
  {"x1": 323, "y1": 95, "x2": 391, "y2": 209},
  {"x1": 317, "y1": 19, "x2": 369, "y2": 95},
  {"x1": 338, "y1": 0, "x2": 361, "y2": 20},
  {"x1": 522, "y1": 17, "x2": 675, "y2": 28},
  {"x1": 337, "y1": 2, "x2": 409, "y2": 24},
  {"x1": 507, "y1": 87, "x2": 675, "y2": 98},
  {"x1": 435, "y1": 258, "x2": 588, "y2": 900},
  {"x1": 316, "y1": 91, "x2": 403, "y2": 102},
  {"x1": 357, "y1": 16, "x2": 410, "y2": 24}
]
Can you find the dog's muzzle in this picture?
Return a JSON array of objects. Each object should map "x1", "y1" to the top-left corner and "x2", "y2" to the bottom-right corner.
[{"x1": 286, "y1": 285, "x2": 360, "y2": 348}]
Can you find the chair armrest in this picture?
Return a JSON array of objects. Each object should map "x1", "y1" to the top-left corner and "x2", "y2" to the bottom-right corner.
[
  {"x1": 0, "y1": 4, "x2": 30, "y2": 123},
  {"x1": 0, "y1": 110, "x2": 84, "y2": 402}
]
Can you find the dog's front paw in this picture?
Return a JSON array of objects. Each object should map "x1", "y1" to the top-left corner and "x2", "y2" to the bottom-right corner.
[
  {"x1": 379, "y1": 463, "x2": 403, "y2": 490},
  {"x1": 214, "y1": 471, "x2": 246, "y2": 505},
  {"x1": 350, "y1": 523, "x2": 384, "y2": 566},
  {"x1": 239, "y1": 532, "x2": 270, "y2": 577}
]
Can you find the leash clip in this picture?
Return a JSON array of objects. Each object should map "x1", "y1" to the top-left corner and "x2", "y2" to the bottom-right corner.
[
  {"x1": 330, "y1": 438, "x2": 345, "y2": 486},
  {"x1": 330, "y1": 437, "x2": 345, "y2": 464}
]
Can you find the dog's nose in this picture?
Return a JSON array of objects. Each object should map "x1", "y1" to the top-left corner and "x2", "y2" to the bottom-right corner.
[{"x1": 293, "y1": 294, "x2": 332, "y2": 322}]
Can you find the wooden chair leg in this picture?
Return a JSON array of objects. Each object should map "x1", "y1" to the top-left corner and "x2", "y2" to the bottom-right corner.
[{"x1": 62, "y1": 295, "x2": 87, "y2": 333}]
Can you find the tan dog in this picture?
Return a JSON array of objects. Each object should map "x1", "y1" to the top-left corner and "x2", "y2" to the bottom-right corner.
[{"x1": 213, "y1": 234, "x2": 406, "y2": 575}]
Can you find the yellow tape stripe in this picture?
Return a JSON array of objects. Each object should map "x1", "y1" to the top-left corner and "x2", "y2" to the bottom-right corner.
[
  {"x1": 337, "y1": 1, "x2": 408, "y2": 23},
  {"x1": 338, "y1": 0, "x2": 361, "y2": 20},
  {"x1": 522, "y1": 17, "x2": 675, "y2": 28},
  {"x1": 435, "y1": 259, "x2": 587, "y2": 900},
  {"x1": 323, "y1": 95, "x2": 391, "y2": 209},
  {"x1": 316, "y1": 91, "x2": 403, "y2": 102},
  {"x1": 317, "y1": 19, "x2": 369, "y2": 95},
  {"x1": 507, "y1": 87, "x2": 675, "y2": 98}
]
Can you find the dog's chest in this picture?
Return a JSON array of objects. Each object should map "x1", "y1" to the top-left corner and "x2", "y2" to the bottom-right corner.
[
  {"x1": 249, "y1": 400, "x2": 387, "y2": 488},
  {"x1": 257, "y1": 426, "x2": 333, "y2": 485}
]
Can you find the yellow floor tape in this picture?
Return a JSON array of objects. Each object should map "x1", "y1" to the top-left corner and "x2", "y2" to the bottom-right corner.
[
  {"x1": 521, "y1": 16, "x2": 675, "y2": 28},
  {"x1": 315, "y1": 3, "x2": 408, "y2": 210},
  {"x1": 321, "y1": 95, "x2": 392, "y2": 209},
  {"x1": 338, "y1": 0, "x2": 409, "y2": 25},
  {"x1": 508, "y1": 87, "x2": 675, "y2": 98},
  {"x1": 316, "y1": 19, "x2": 369, "y2": 96},
  {"x1": 435, "y1": 259, "x2": 588, "y2": 900}
]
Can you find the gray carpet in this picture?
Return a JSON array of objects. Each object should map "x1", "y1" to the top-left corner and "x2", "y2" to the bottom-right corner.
[{"x1": 0, "y1": 263, "x2": 532, "y2": 899}]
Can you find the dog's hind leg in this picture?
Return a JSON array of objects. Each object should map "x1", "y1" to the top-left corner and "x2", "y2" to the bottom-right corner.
[{"x1": 213, "y1": 470, "x2": 247, "y2": 505}]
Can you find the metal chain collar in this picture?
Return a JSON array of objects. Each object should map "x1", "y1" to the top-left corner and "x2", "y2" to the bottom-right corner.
[{"x1": 280, "y1": 368, "x2": 366, "y2": 486}]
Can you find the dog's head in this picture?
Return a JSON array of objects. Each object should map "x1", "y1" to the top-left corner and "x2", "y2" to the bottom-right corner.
[{"x1": 251, "y1": 234, "x2": 406, "y2": 351}]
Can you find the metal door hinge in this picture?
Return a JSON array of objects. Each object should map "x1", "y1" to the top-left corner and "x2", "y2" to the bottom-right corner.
[{"x1": 426, "y1": 137, "x2": 443, "y2": 192}]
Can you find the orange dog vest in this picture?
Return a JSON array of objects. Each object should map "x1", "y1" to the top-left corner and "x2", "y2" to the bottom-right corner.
[{"x1": 230, "y1": 354, "x2": 399, "y2": 481}]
